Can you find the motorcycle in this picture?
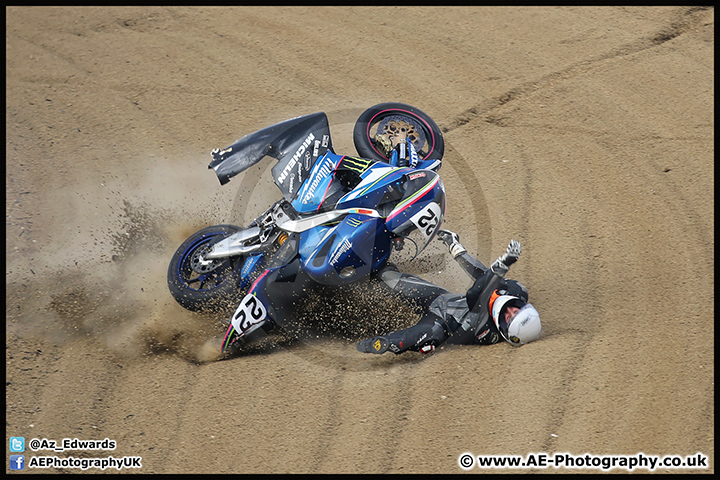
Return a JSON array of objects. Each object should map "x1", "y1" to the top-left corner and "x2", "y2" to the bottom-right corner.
[{"x1": 166, "y1": 103, "x2": 446, "y2": 356}]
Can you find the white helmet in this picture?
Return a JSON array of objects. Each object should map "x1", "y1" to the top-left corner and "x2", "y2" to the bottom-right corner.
[{"x1": 491, "y1": 295, "x2": 542, "y2": 346}]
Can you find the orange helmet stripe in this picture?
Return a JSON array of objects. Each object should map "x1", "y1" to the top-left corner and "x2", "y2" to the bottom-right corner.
[{"x1": 488, "y1": 289, "x2": 501, "y2": 316}]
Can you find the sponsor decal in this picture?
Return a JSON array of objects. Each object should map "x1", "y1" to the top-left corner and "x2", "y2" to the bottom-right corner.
[
  {"x1": 302, "y1": 157, "x2": 336, "y2": 204},
  {"x1": 329, "y1": 238, "x2": 352, "y2": 266},
  {"x1": 312, "y1": 139, "x2": 320, "y2": 162},
  {"x1": 409, "y1": 172, "x2": 426, "y2": 180},
  {"x1": 278, "y1": 132, "x2": 316, "y2": 184},
  {"x1": 342, "y1": 156, "x2": 373, "y2": 173},
  {"x1": 476, "y1": 328, "x2": 490, "y2": 340},
  {"x1": 408, "y1": 141, "x2": 419, "y2": 167}
]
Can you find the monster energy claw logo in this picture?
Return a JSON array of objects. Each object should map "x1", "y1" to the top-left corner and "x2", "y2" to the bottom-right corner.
[{"x1": 342, "y1": 156, "x2": 373, "y2": 173}]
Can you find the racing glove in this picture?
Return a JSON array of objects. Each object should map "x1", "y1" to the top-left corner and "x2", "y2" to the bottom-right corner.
[
  {"x1": 490, "y1": 239, "x2": 521, "y2": 276},
  {"x1": 437, "y1": 229, "x2": 467, "y2": 258}
]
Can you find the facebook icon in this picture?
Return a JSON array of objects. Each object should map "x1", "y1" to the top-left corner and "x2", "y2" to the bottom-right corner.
[{"x1": 10, "y1": 455, "x2": 25, "y2": 470}]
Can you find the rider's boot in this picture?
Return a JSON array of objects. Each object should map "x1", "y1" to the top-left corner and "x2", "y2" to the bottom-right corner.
[
  {"x1": 356, "y1": 330, "x2": 410, "y2": 355},
  {"x1": 356, "y1": 318, "x2": 446, "y2": 355}
]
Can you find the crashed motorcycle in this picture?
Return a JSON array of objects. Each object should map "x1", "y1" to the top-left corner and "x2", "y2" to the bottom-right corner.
[{"x1": 166, "y1": 103, "x2": 446, "y2": 356}]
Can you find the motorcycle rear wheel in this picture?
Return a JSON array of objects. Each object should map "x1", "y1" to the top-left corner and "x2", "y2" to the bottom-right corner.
[
  {"x1": 353, "y1": 102, "x2": 445, "y2": 163},
  {"x1": 167, "y1": 224, "x2": 246, "y2": 313}
]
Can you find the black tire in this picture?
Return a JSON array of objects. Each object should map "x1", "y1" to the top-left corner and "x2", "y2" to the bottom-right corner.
[
  {"x1": 167, "y1": 224, "x2": 247, "y2": 313},
  {"x1": 353, "y1": 102, "x2": 444, "y2": 163}
]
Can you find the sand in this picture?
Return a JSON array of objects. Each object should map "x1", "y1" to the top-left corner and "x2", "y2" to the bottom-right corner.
[{"x1": 6, "y1": 6, "x2": 713, "y2": 474}]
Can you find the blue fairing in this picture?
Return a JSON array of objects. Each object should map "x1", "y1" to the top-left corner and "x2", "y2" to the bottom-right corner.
[
  {"x1": 298, "y1": 225, "x2": 333, "y2": 259},
  {"x1": 300, "y1": 214, "x2": 392, "y2": 285},
  {"x1": 336, "y1": 164, "x2": 407, "y2": 211},
  {"x1": 239, "y1": 253, "x2": 265, "y2": 289}
]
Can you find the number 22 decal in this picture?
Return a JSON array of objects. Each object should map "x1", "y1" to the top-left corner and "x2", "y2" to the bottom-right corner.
[
  {"x1": 417, "y1": 209, "x2": 437, "y2": 236},
  {"x1": 231, "y1": 294, "x2": 267, "y2": 334},
  {"x1": 411, "y1": 202, "x2": 442, "y2": 239}
]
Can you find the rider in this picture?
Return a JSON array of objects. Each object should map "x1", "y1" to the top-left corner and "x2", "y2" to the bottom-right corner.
[{"x1": 356, "y1": 230, "x2": 542, "y2": 355}]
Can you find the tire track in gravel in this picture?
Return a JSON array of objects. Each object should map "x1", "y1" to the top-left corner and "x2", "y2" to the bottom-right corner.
[{"x1": 442, "y1": 6, "x2": 712, "y2": 134}]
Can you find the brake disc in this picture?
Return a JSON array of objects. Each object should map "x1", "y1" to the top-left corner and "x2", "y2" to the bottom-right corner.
[
  {"x1": 190, "y1": 243, "x2": 220, "y2": 274},
  {"x1": 374, "y1": 115, "x2": 427, "y2": 153}
]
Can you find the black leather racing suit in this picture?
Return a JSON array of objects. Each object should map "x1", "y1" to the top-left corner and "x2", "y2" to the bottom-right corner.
[{"x1": 372, "y1": 250, "x2": 529, "y2": 354}]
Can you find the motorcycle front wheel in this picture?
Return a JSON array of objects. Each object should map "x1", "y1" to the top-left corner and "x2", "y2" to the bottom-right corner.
[
  {"x1": 353, "y1": 102, "x2": 445, "y2": 163},
  {"x1": 167, "y1": 224, "x2": 246, "y2": 313}
]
